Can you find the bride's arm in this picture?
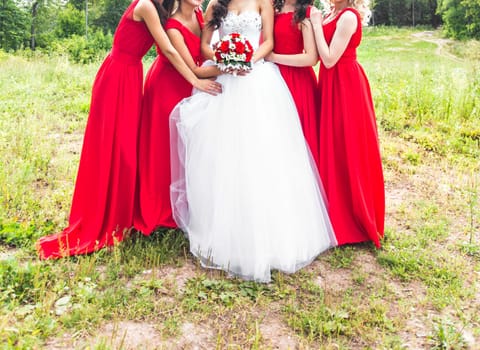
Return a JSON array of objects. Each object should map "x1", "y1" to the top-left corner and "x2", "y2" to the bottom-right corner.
[{"x1": 253, "y1": 0, "x2": 274, "y2": 63}]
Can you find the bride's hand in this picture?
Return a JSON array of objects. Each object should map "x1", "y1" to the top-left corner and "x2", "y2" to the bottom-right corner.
[
  {"x1": 194, "y1": 78, "x2": 222, "y2": 95},
  {"x1": 224, "y1": 67, "x2": 251, "y2": 76},
  {"x1": 235, "y1": 67, "x2": 252, "y2": 76}
]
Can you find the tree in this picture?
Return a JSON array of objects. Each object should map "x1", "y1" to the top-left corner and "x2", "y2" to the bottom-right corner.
[
  {"x1": 437, "y1": 0, "x2": 469, "y2": 38},
  {"x1": 19, "y1": 0, "x2": 62, "y2": 49},
  {"x1": 372, "y1": 0, "x2": 441, "y2": 27},
  {"x1": 93, "y1": 0, "x2": 130, "y2": 34},
  {"x1": 0, "y1": 0, "x2": 29, "y2": 50},
  {"x1": 462, "y1": 0, "x2": 480, "y2": 39},
  {"x1": 56, "y1": 3, "x2": 84, "y2": 38}
]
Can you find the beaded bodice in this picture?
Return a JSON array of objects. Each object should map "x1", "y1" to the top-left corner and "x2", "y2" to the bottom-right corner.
[{"x1": 219, "y1": 11, "x2": 262, "y2": 50}]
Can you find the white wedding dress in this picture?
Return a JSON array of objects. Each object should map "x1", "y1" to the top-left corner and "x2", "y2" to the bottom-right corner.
[{"x1": 170, "y1": 11, "x2": 337, "y2": 282}]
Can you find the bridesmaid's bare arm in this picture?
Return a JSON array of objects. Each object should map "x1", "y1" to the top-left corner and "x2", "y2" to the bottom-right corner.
[
  {"x1": 253, "y1": 0, "x2": 274, "y2": 62},
  {"x1": 266, "y1": 17, "x2": 318, "y2": 67},
  {"x1": 310, "y1": 8, "x2": 356, "y2": 69},
  {"x1": 167, "y1": 29, "x2": 222, "y2": 78},
  {"x1": 134, "y1": 0, "x2": 221, "y2": 94}
]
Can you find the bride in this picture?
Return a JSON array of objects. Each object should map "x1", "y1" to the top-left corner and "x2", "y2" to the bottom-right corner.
[{"x1": 170, "y1": 0, "x2": 336, "y2": 282}]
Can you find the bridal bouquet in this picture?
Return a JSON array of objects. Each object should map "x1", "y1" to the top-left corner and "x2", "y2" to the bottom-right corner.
[{"x1": 213, "y1": 32, "x2": 254, "y2": 73}]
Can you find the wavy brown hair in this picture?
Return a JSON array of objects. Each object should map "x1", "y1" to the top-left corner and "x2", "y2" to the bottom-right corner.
[
  {"x1": 152, "y1": 0, "x2": 175, "y2": 25},
  {"x1": 273, "y1": 0, "x2": 313, "y2": 23},
  {"x1": 208, "y1": 0, "x2": 232, "y2": 29}
]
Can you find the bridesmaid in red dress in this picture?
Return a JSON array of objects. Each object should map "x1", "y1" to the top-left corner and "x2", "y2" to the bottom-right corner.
[
  {"x1": 311, "y1": 0, "x2": 385, "y2": 247},
  {"x1": 134, "y1": 0, "x2": 222, "y2": 235},
  {"x1": 267, "y1": 0, "x2": 319, "y2": 164},
  {"x1": 36, "y1": 0, "x2": 221, "y2": 259}
]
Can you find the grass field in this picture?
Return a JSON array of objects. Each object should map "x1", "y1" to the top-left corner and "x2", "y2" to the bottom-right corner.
[{"x1": 0, "y1": 27, "x2": 479, "y2": 349}]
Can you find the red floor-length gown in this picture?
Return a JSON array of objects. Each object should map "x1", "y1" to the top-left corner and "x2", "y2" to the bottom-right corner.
[
  {"x1": 36, "y1": 0, "x2": 155, "y2": 259},
  {"x1": 317, "y1": 8, "x2": 385, "y2": 247},
  {"x1": 134, "y1": 9, "x2": 205, "y2": 234},
  {"x1": 273, "y1": 6, "x2": 319, "y2": 164}
]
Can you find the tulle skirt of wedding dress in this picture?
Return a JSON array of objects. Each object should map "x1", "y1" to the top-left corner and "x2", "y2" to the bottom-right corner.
[{"x1": 170, "y1": 61, "x2": 337, "y2": 282}]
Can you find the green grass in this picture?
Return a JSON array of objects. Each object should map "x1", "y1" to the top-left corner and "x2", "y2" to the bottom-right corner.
[{"x1": 1, "y1": 28, "x2": 479, "y2": 348}]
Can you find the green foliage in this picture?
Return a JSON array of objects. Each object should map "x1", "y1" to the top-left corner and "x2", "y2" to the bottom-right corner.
[
  {"x1": 93, "y1": 0, "x2": 131, "y2": 34},
  {"x1": 70, "y1": 0, "x2": 87, "y2": 11},
  {"x1": 438, "y1": 0, "x2": 480, "y2": 39},
  {"x1": 0, "y1": 259, "x2": 53, "y2": 304},
  {"x1": 285, "y1": 284, "x2": 395, "y2": 342},
  {"x1": 0, "y1": 220, "x2": 54, "y2": 249},
  {"x1": 438, "y1": 0, "x2": 467, "y2": 38},
  {"x1": 114, "y1": 229, "x2": 188, "y2": 268},
  {"x1": 29, "y1": 0, "x2": 61, "y2": 49},
  {"x1": 53, "y1": 29, "x2": 112, "y2": 63},
  {"x1": 183, "y1": 277, "x2": 239, "y2": 308},
  {"x1": 463, "y1": 0, "x2": 480, "y2": 39},
  {"x1": 56, "y1": 3, "x2": 85, "y2": 38},
  {"x1": 372, "y1": 0, "x2": 441, "y2": 26},
  {"x1": 376, "y1": 213, "x2": 468, "y2": 309},
  {"x1": 429, "y1": 318, "x2": 468, "y2": 349},
  {"x1": 362, "y1": 27, "x2": 480, "y2": 160},
  {"x1": 0, "y1": 0, "x2": 29, "y2": 50},
  {"x1": 0, "y1": 0, "x2": 119, "y2": 58},
  {"x1": 327, "y1": 246, "x2": 357, "y2": 268}
]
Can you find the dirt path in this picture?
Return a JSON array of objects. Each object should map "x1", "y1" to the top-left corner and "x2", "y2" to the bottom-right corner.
[{"x1": 412, "y1": 31, "x2": 462, "y2": 62}]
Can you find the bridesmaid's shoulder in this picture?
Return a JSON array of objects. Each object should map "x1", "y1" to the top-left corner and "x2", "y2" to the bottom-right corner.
[
  {"x1": 338, "y1": 8, "x2": 358, "y2": 26},
  {"x1": 342, "y1": 7, "x2": 361, "y2": 20}
]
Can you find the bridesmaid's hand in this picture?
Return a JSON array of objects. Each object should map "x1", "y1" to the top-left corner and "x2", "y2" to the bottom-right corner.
[
  {"x1": 194, "y1": 79, "x2": 222, "y2": 95},
  {"x1": 310, "y1": 7, "x2": 324, "y2": 29}
]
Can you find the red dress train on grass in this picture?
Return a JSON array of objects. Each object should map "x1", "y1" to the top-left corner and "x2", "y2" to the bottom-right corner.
[
  {"x1": 36, "y1": 0, "x2": 154, "y2": 258},
  {"x1": 273, "y1": 6, "x2": 319, "y2": 164},
  {"x1": 134, "y1": 9, "x2": 205, "y2": 234},
  {"x1": 317, "y1": 8, "x2": 385, "y2": 247}
]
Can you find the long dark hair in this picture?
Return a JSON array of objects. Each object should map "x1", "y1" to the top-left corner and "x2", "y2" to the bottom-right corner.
[
  {"x1": 208, "y1": 0, "x2": 232, "y2": 29},
  {"x1": 273, "y1": 0, "x2": 313, "y2": 23},
  {"x1": 152, "y1": 0, "x2": 175, "y2": 25}
]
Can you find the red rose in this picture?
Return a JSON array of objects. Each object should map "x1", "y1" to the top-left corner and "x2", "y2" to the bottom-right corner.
[
  {"x1": 231, "y1": 33, "x2": 240, "y2": 39},
  {"x1": 215, "y1": 51, "x2": 223, "y2": 62},
  {"x1": 220, "y1": 41, "x2": 230, "y2": 52},
  {"x1": 234, "y1": 42, "x2": 245, "y2": 54}
]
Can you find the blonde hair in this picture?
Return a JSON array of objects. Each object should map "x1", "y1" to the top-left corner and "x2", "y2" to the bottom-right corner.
[{"x1": 348, "y1": 0, "x2": 372, "y2": 26}]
